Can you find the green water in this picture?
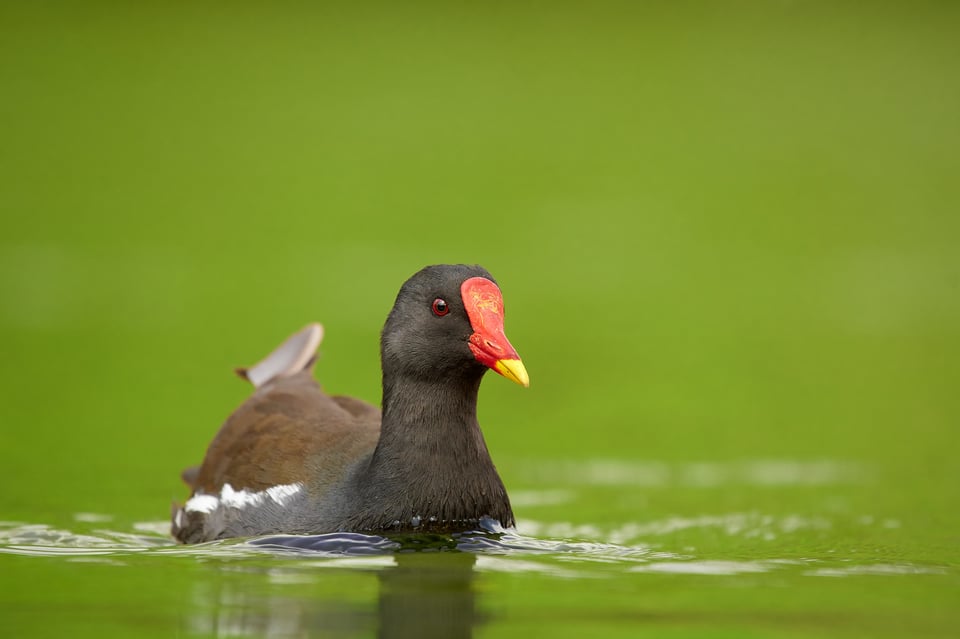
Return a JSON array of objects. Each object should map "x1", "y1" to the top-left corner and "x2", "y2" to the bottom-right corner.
[{"x1": 1, "y1": 2, "x2": 958, "y2": 637}]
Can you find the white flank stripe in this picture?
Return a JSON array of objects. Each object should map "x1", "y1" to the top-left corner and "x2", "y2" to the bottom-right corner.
[
  {"x1": 265, "y1": 483, "x2": 302, "y2": 505},
  {"x1": 184, "y1": 494, "x2": 219, "y2": 514},
  {"x1": 220, "y1": 484, "x2": 264, "y2": 509},
  {"x1": 184, "y1": 483, "x2": 303, "y2": 514}
]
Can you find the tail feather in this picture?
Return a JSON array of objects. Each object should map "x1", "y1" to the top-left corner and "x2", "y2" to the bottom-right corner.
[{"x1": 236, "y1": 323, "x2": 324, "y2": 389}]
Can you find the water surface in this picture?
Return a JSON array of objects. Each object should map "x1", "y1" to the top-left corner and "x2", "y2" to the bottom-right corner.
[{"x1": 3, "y1": 460, "x2": 956, "y2": 638}]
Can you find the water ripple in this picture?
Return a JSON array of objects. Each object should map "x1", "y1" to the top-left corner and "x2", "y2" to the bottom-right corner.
[{"x1": 0, "y1": 519, "x2": 951, "y2": 578}]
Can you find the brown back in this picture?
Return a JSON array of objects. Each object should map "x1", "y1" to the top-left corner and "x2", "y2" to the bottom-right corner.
[{"x1": 190, "y1": 371, "x2": 381, "y2": 495}]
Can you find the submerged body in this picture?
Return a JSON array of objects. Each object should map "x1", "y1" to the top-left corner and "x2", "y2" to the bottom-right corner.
[{"x1": 172, "y1": 264, "x2": 527, "y2": 543}]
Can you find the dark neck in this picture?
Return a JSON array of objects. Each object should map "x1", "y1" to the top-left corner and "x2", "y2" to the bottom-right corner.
[{"x1": 349, "y1": 372, "x2": 513, "y2": 532}]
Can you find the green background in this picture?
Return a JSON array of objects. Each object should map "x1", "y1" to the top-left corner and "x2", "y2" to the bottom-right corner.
[{"x1": 1, "y1": 2, "x2": 958, "y2": 637}]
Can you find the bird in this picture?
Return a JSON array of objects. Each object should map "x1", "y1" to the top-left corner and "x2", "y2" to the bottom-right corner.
[{"x1": 171, "y1": 264, "x2": 529, "y2": 543}]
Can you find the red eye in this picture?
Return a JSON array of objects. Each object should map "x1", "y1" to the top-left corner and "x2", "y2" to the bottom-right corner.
[{"x1": 432, "y1": 298, "x2": 449, "y2": 316}]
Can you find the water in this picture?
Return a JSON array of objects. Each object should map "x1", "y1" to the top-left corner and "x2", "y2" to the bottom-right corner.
[{"x1": 2, "y1": 460, "x2": 956, "y2": 638}]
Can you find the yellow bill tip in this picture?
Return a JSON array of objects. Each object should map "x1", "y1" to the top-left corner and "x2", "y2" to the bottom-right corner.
[{"x1": 494, "y1": 358, "x2": 530, "y2": 388}]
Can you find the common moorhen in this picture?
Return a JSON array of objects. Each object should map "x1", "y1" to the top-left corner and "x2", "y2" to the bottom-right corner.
[{"x1": 172, "y1": 264, "x2": 528, "y2": 543}]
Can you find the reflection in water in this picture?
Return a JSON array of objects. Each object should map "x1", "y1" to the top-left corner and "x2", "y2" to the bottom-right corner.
[
  {"x1": 185, "y1": 550, "x2": 481, "y2": 638},
  {"x1": 378, "y1": 552, "x2": 478, "y2": 639},
  {"x1": 187, "y1": 580, "x2": 376, "y2": 637}
]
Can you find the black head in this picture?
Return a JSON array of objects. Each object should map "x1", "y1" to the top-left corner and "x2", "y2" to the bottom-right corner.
[{"x1": 380, "y1": 264, "x2": 498, "y2": 383}]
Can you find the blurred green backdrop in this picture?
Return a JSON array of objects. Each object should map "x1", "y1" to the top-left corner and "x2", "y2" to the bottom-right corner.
[
  {"x1": 1, "y1": 0, "x2": 958, "y2": 539},
  {"x1": 3, "y1": 3, "x2": 960, "y2": 637}
]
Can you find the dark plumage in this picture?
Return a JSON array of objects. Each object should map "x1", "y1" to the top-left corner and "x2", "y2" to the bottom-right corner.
[{"x1": 172, "y1": 264, "x2": 528, "y2": 543}]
